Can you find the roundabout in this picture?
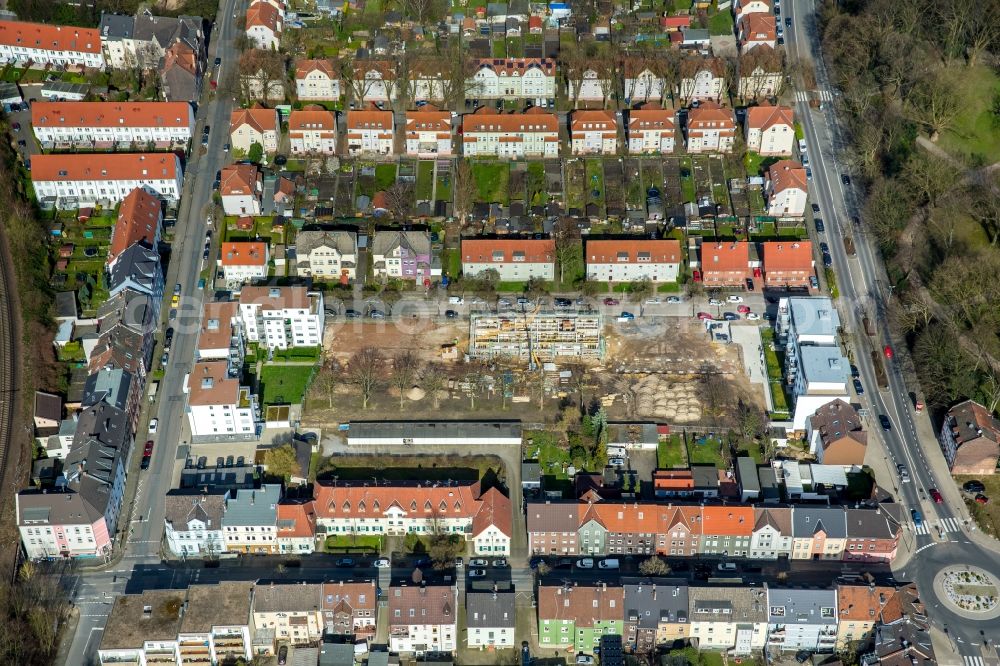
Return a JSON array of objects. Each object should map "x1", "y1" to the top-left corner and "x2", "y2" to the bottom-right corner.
[{"x1": 933, "y1": 564, "x2": 1000, "y2": 621}]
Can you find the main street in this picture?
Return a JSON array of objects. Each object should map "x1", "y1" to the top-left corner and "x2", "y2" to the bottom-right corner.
[
  {"x1": 60, "y1": 0, "x2": 244, "y2": 662},
  {"x1": 788, "y1": 1, "x2": 1000, "y2": 663}
]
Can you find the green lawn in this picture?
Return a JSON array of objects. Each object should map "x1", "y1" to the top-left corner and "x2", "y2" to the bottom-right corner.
[
  {"x1": 937, "y1": 65, "x2": 1000, "y2": 164},
  {"x1": 441, "y1": 248, "x2": 461, "y2": 278},
  {"x1": 471, "y1": 162, "x2": 510, "y2": 203},
  {"x1": 259, "y1": 365, "x2": 315, "y2": 406},
  {"x1": 492, "y1": 40, "x2": 507, "y2": 57},
  {"x1": 525, "y1": 430, "x2": 571, "y2": 480},
  {"x1": 415, "y1": 160, "x2": 434, "y2": 199},
  {"x1": 374, "y1": 163, "x2": 398, "y2": 191},
  {"x1": 761, "y1": 328, "x2": 791, "y2": 415},
  {"x1": 744, "y1": 152, "x2": 780, "y2": 178},
  {"x1": 526, "y1": 161, "x2": 548, "y2": 206},
  {"x1": 708, "y1": 11, "x2": 734, "y2": 36},
  {"x1": 556, "y1": 244, "x2": 584, "y2": 287},
  {"x1": 687, "y1": 436, "x2": 727, "y2": 466},
  {"x1": 679, "y1": 157, "x2": 696, "y2": 203},
  {"x1": 436, "y1": 168, "x2": 452, "y2": 202},
  {"x1": 323, "y1": 535, "x2": 382, "y2": 551},
  {"x1": 585, "y1": 159, "x2": 605, "y2": 209},
  {"x1": 657, "y1": 435, "x2": 687, "y2": 468},
  {"x1": 270, "y1": 346, "x2": 321, "y2": 362}
]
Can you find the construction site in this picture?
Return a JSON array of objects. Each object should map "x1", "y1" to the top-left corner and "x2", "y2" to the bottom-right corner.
[{"x1": 468, "y1": 309, "x2": 605, "y2": 362}]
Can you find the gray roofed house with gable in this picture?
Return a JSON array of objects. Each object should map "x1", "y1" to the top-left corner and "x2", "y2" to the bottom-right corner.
[
  {"x1": 369, "y1": 230, "x2": 439, "y2": 283},
  {"x1": 99, "y1": 13, "x2": 135, "y2": 41},
  {"x1": 252, "y1": 582, "x2": 325, "y2": 614},
  {"x1": 83, "y1": 367, "x2": 135, "y2": 412},
  {"x1": 294, "y1": 230, "x2": 358, "y2": 281},
  {"x1": 107, "y1": 243, "x2": 163, "y2": 300},
  {"x1": 623, "y1": 578, "x2": 688, "y2": 653},
  {"x1": 765, "y1": 587, "x2": 838, "y2": 652},
  {"x1": 163, "y1": 488, "x2": 228, "y2": 556},
  {"x1": 223, "y1": 484, "x2": 281, "y2": 527},
  {"x1": 466, "y1": 586, "x2": 516, "y2": 647},
  {"x1": 527, "y1": 501, "x2": 584, "y2": 554},
  {"x1": 792, "y1": 506, "x2": 847, "y2": 541},
  {"x1": 688, "y1": 586, "x2": 768, "y2": 654}
]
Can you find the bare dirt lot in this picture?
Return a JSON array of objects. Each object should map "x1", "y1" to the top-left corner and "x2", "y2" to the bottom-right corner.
[{"x1": 323, "y1": 319, "x2": 469, "y2": 363}]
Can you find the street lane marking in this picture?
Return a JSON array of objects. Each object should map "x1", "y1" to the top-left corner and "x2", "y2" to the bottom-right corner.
[
  {"x1": 963, "y1": 657, "x2": 985, "y2": 666},
  {"x1": 914, "y1": 542, "x2": 935, "y2": 554}
]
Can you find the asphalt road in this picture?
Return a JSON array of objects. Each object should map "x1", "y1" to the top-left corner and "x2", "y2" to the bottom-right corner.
[{"x1": 788, "y1": 1, "x2": 1000, "y2": 663}]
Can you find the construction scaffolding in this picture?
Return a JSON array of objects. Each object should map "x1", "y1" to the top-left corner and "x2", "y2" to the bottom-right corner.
[{"x1": 469, "y1": 309, "x2": 605, "y2": 362}]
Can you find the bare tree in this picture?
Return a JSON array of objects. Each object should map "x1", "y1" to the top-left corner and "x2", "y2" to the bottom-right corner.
[
  {"x1": 384, "y1": 182, "x2": 415, "y2": 221},
  {"x1": 738, "y1": 46, "x2": 784, "y2": 101},
  {"x1": 439, "y1": 48, "x2": 479, "y2": 110},
  {"x1": 453, "y1": 160, "x2": 478, "y2": 223},
  {"x1": 551, "y1": 217, "x2": 581, "y2": 285},
  {"x1": 348, "y1": 347, "x2": 383, "y2": 409},
  {"x1": 239, "y1": 49, "x2": 286, "y2": 104},
  {"x1": 421, "y1": 363, "x2": 447, "y2": 409},
  {"x1": 736, "y1": 398, "x2": 767, "y2": 442},
  {"x1": 391, "y1": 350, "x2": 422, "y2": 410},
  {"x1": 593, "y1": 50, "x2": 619, "y2": 109},
  {"x1": 345, "y1": 59, "x2": 390, "y2": 107},
  {"x1": 964, "y1": 0, "x2": 1000, "y2": 66},
  {"x1": 906, "y1": 70, "x2": 961, "y2": 141},
  {"x1": 399, "y1": 0, "x2": 444, "y2": 25},
  {"x1": 638, "y1": 556, "x2": 671, "y2": 576},
  {"x1": 313, "y1": 359, "x2": 341, "y2": 409},
  {"x1": 561, "y1": 43, "x2": 588, "y2": 107}
]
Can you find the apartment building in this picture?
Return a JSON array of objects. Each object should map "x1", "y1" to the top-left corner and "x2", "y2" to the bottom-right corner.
[
  {"x1": 623, "y1": 579, "x2": 690, "y2": 652},
  {"x1": 252, "y1": 583, "x2": 324, "y2": 645},
  {"x1": 836, "y1": 585, "x2": 897, "y2": 649},
  {"x1": 469, "y1": 310, "x2": 604, "y2": 361},
  {"x1": 219, "y1": 163, "x2": 263, "y2": 216},
  {"x1": 537, "y1": 582, "x2": 624, "y2": 652},
  {"x1": 196, "y1": 301, "x2": 242, "y2": 370},
  {"x1": 627, "y1": 104, "x2": 676, "y2": 154},
  {"x1": 289, "y1": 107, "x2": 337, "y2": 154},
  {"x1": 322, "y1": 580, "x2": 378, "y2": 639},
  {"x1": 97, "y1": 589, "x2": 185, "y2": 665},
  {"x1": 462, "y1": 106, "x2": 559, "y2": 158},
  {"x1": 578, "y1": 502, "x2": 661, "y2": 555},
  {"x1": 527, "y1": 502, "x2": 584, "y2": 555},
  {"x1": 567, "y1": 66, "x2": 611, "y2": 104},
  {"x1": 0, "y1": 20, "x2": 104, "y2": 68},
  {"x1": 313, "y1": 480, "x2": 512, "y2": 555},
  {"x1": 107, "y1": 242, "x2": 164, "y2": 302},
  {"x1": 31, "y1": 101, "x2": 194, "y2": 148},
  {"x1": 695, "y1": 241, "x2": 751, "y2": 287},
  {"x1": 32, "y1": 153, "x2": 183, "y2": 208},
  {"x1": 163, "y1": 488, "x2": 228, "y2": 557},
  {"x1": 346, "y1": 108, "x2": 394, "y2": 155},
  {"x1": 808, "y1": 399, "x2": 868, "y2": 466},
  {"x1": 246, "y1": 0, "x2": 283, "y2": 50},
  {"x1": 219, "y1": 241, "x2": 269, "y2": 284},
  {"x1": 295, "y1": 58, "x2": 340, "y2": 100},
  {"x1": 685, "y1": 101, "x2": 737, "y2": 154},
  {"x1": 237, "y1": 286, "x2": 325, "y2": 350},
  {"x1": 761, "y1": 241, "x2": 814, "y2": 288},
  {"x1": 468, "y1": 57, "x2": 557, "y2": 104},
  {"x1": 766, "y1": 588, "x2": 839, "y2": 653},
  {"x1": 466, "y1": 585, "x2": 516, "y2": 648},
  {"x1": 585, "y1": 239, "x2": 682, "y2": 283},
  {"x1": 90, "y1": 288, "x2": 158, "y2": 376},
  {"x1": 843, "y1": 507, "x2": 901, "y2": 563},
  {"x1": 700, "y1": 506, "x2": 754, "y2": 556},
  {"x1": 939, "y1": 399, "x2": 1000, "y2": 475},
  {"x1": 229, "y1": 106, "x2": 280, "y2": 154},
  {"x1": 184, "y1": 361, "x2": 259, "y2": 441},
  {"x1": 389, "y1": 583, "x2": 458, "y2": 653},
  {"x1": 108, "y1": 187, "x2": 162, "y2": 265},
  {"x1": 276, "y1": 501, "x2": 317, "y2": 555},
  {"x1": 678, "y1": 57, "x2": 726, "y2": 102},
  {"x1": 462, "y1": 237, "x2": 555, "y2": 281},
  {"x1": 222, "y1": 485, "x2": 281, "y2": 554},
  {"x1": 404, "y1": 106, "x2": 453, "y2": 157},
  {"x1": 350, "y1": 60, "x2": 396, "y2": 104},
  {"x1": 738, "y1": 13, "x2": 777, "y2": 52},
  {"x1": 766, "y1": 159, "x2": 808, "y2": 218},
  {"x1": 294, "y1": 230, "x2": 358, "y2": 282},
  {"x1": 791, "y1": 507, "x2": 848, "y2": 560},
  {"x1": 745, "y1": 103, "x2": 795, "y2": 156},
  {"x1": 370, "y1": 230, "x2": 438, "y2": 282},
  {"x1": 570, "y1": 110, "x2": 618, "y2": 155},
  {"x1": 688, "y1": 586, "x2": 768, "y2": 655},
  {"x1": 623, "y1": 61, "x2": 665, "y2": 103}
]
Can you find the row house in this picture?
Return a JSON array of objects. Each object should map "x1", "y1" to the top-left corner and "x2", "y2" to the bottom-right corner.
[
  {"x1": 766, "y1": 159, "x2": 809, "y2": 218},
  {"x1": 289, "y1": 106, "x2": 337, "y2": 154},
  {"x1": 688, "y1": 586, "x2": 769, "y2": 654},
  {"x1": 351, "y1": 60, "x2": 396, "y2": 104},
  {"x1": 89, "y1": 288, "x2": 158, "y2": 377},
  {"x1": 294, "y1": 229, "x2": 358, "y2": 282},
  {"x1": 468, "y1": 57, "x2": 556, "y2": 105},
  {"x1": 761, "y1": 240, "x2": 814, "y2": 289},
  {"x1": 98, "y1": 11, "x2": 204, "y2": 72},
  {"x1": 738, "y1": 45, "x2": 784, "y2": 99},
  {"x1": 466, "y1": 585, "x2": 517, "y2": 648},
  {"x1": 462, "y1": 107, "x2": 559, "y2": 158},
  {"x1": 627, "y1": 104, "x2": 676, "y2": 154},
  {"x1": 31, "y1": 101, "x2": 194, "y2": 148},
  {"x1": 623, "y1": 579, "x2": 690, "y2": 652},
  {"x1": 695, "y1": 241, "x2": 751, "y2": 287},
  {"x1": 745, "y1": 103, "x2": 795, "y2": 156},
  {"x1": 32, "y1": 152, "x2": 183, "y2": 208},
  {"x1": 222, "y1": 485, "x2": 281, "y2": 554},
  {"x1": 313, "y1": 480, "x2": 512, "y2": 555},
  {"x1": 229, "y1": 106, "x2": 280, "y2": 154},
  {"x1": 585, "y1": 239, "x2": 682, "y2": 284},
  {"x1": 252, "y1": 583, "x2": 325, "y2": 645},
  {"x1": 678, "y1": 57, "x2": 726, "y2": 103},
  {"x1": 164, "y1": 488, "x2": 228, "y2": 557},
  {"x1": 322, "y1": 580, "x2": 378, "y2": 640},
  {"x1": 295, "y1": 58, "x2": 340, "y2": 100},
  {"x1": 0, "y1": 20, "x2": 104, "y2": 68},
  {"x1": 686, "y1": 101, "x2": 737, "y2": 154},
  {"x1": 939, "y1": 399, "x2": 1000, "y2": 476},
  {"x1": 538, "y1": 582, "x2": 625, "y2": 652},
  {"x1": 371, "y1": 230, "x2": 439, "y2": 283},
  {"x1": 183, "y1": 360, "x2": 260, "y2": 441},
  {"x1": 108, "y1": 187, "x2": 162, "y2": 265},
  {"x1": 808, "y1": 399, "x2": 868, "y2": 467},
  {"x1": 734, "y1": 0, "x2": 772, "y2": 21},
  {"x1": 220, "y1": 163, "x2": 263, "y2": 216},
  {"x1": 738, "y1": 13, "x2": 777, "y2": 53},
  {"x1": 246, "y1": 0, "x2": 283, "y2": 50},
  {"x1": 346, "y1": 108, "x2": 394, "y2": 156},
  {"x1": 567, "y1": 67, "x2": 611, "y2": 105},
  {"x1": 767, "y1": 588, "x2": 838, "y2": 653},
  {"x1": 623, "y1": 62, "x2": 665, "y2": 104},
  {"x1": 276, "y1": 500, "x2": 317, "y2": 555},
  {"x1": 405, "y1": 105, "x2": 453, "y2": 157},
  {"x1": 219, "y1": 241, "x2": 269, "y2": 284},
  {"x1": 570, "y1": 110, "x2": 618, "y2": 155},
  {"x1": 238, "y1": 286, "x2": 325, "y2": 350},
  {"x1": 526, "y1": 501, "x2": 900, "y2": 561},
  {"x1": 83, "y1": 367, "x2": 143, "y2": 436},
  {"x1": 462, "y1": 237, "x2": 555, "y2": 281},
  {"x1": 389, "y1": 583, "x2": 458, "y2": 653}
]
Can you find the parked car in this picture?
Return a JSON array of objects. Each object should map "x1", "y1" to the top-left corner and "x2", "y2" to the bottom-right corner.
[
  {"x1": 809, "y1": 275, "x2": 819, "y2": 289},
  {"x1": 815, "y1": 218, "x2": 825, "y2": 233},
  {"x1": 469, "y1": 568, "x2": 487, "y2": 578},
  {"x1": 144, "y1": 440, "x2": 154, "y2": 456},
  {"x1": 850, "y1": 364, "x2": 859, "y2": 378},
  {"x1": 597, "y1": 558, "x2": 620, "y2": 569},
  {"x1": 737, "y1": 305, "x2": 750, "y2": 314},
  {"x1": 368, "y1": 310, "x2": 386, "y2": 319},
  {"x1": 140, "y1": 455, "x2": 151, "y2": 470},
  {"x1": 609, "y1": 457, "x2": 626, "y2": 467},
  {"x1": 746, "y1": 313, "x2": 761, "y2": 320},
  {"x1": 884, "y1": 345, "x2": 894, "y2": 359},
  {"x1": 723, "y1": 312, "x2": 739, "y2": 321},
  {"x1": 645, "y1": 297, "x2": 661, "y2": 304},
  {"x1": 841, "y1": 173, "x2": 852, "y2": 185},
  {"x1": 492, "y1": 557, "x2": 507, "y2": 567},
  {"x1": 963, "y1": 480, "x2": 986, "y2": 493},
  {"x1": 374, "y1": 558, "x2": 391, "y2": 568},
  {"x1": 214, "y1": 56, "x2": 221, "y2": 66},
  {"x1": 667, "y1": 296, "x2": 682, "y2": 304},
  {"x1": 278, "y1": 645, "x2": 287, "y2": 665},
  {"x1": 806, "y1": 167, "x2": 812, "y2": 180},
  {"x1": 697, "y1": 312, "x2": 714, "y2": 321},
  {"x1": 878, "y1": 414, "x2": 892, "y2": 430},
  {"x1": 930, "y1": 488, "x2": 944, "y2": 504},
  {"x1": 910, "y1": 509, "x2": 923, "y2": 527},
  {"x1": 148, "y1": 419, "x2": 158, "y2": 434},
  {"x1": 853, "y1": 379, "x2": 864, "y2": 395},
  {"x1": 727, "y1": 295, "x2": 744, "y2": 303},
  {"x1": 335, "y1": 558, "x2": 356, "y2": 568},
  {"x1": 745, "y1": 278, "x2": 755, "y2": 291},
  {"x1": 975, "y1": 494, "x2": 990, "y2": 504},
  {"x1": 470, "y1": 559, "x2": 488, "y2": 567},
  {"x1": 618, "y1": 311, "x2": 635, "y2": 321},
  {"x1": 708, "y1": 298, "x2": 723, "y2": 306},
  {"x1": 554, "y1": 297, "x2": 572, "y2": 307},
  {"x1": 718, "y1": 562, "x2": 738, "y2": 572},
  {"x1": 785, "y1": 16, "x2": 792, "y2": 26},
  {"x1": 161, "y1": 351, "x2": 169, "y2": 366},
  {"x1": 576, "y1": 558, "x2": 595, "y2": 569},
  {"x1": 811, "y1": 203, "x2": 820, "y2": 214},
  {"x1": 823, "y1": 253, "x2": 833, "y2": 267},
  {"x1": 603, "y1": 297, "x2": 620, "y2": 306},
  {"x1": 445, "y1": 310, "x2": 458, "y2": 318},
  {"x1": 576, "y1": 656, "x2": 595, "y2": 665}
]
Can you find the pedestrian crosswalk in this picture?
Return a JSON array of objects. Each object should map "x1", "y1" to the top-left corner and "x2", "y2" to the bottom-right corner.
[
  {"x1": 794, "y1": 90, "x2": 835, "y2": 102},
  {"x1": 914, "y1": 517, "x2": 963, "y2": 536},
  {"x1": 963, "y1": 656, "x2": 986, "y2": 666}
]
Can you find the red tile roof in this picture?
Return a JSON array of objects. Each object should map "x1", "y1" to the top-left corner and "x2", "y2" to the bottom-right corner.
[
  {"x1": 220, "y1": 241, "x2": 268, "y2": 266},
  {"x1": 571, "y1": 109, "x2": 616, "y2": 134},
  {"x1": 659, "y1": 505, "x2": 703, "y2": 536},
  {"x1": 220, "y1": 163, "x2": 260, "y2": 196},
  {"x1": 405, "y1": 107, "x2": 451, "y2": 133},
  {"x1": 31, "y1": 153, "x2": 178, "y2": 182},
  {"x1": 739, "y1": 13, "x2": 777, "y2": 41},
  {"x1": 701, "y1": 506, "x2": 755, "y2": 536},
  {"x1": 628, "y1": 104, "x2": 676, "y2": 131},
  {"x1": 652, "y1": 470, "x2": 695, "y2": 490},
  {"x1": 745, "y1": 103, "x2": 794, "y2": 132},
  {"x1": 295, "y1": 58, "x2": 336, "y2": 80},
  {"x1": 0, "y1": 20, "x2": 100, "y2": 54},
  {"x1": 463, "y1": 107, "x2": 558, "y2": 134},
  {"x1": 687, "y1": 101, "x2": 736, "y2": 129},
  {"x1": 32, "y1": 101, "x2": 191, "y2": 129},
  {"x1": 586, "y1": 239, "x2": 681, "y2": 264},
  {"x1": 661, "y1": 16, "x2": 691, "y2": 29},
  {"x1": 289, "y1": 107, "x2": 336, "y2": 131},
  {"x1": 538, "y1": 584, "x2": 624, "y2": 626},
  {"x1": 246, "y1": 1, "x2": 281, "y2": 32},
  {"x1": 346, "y1": 109, "x2": 392, "y2": 130},
  {"x1": 762, "y1": 241, "x2": 813, "y2": 273},
  {"x1": 768, "y1": 159, "x2": 807, "y2": 193},
  {"x1": 277, "y1": 502, "x2": 317, "y2": 539},
  {"x1": 230, "y1": 106, "x2": 278, "y2": 134},
  {"x1": 474, "y1": 57, "x2": 556, "y2": 76},
  {"x1": 462, "y1": 238, "x2": 555, "y2": 264},
  {"x1": 473, "y1": 486, "x2": 512, "y2": 537},
  {"x1": 701, "y1": 242, "x2": 750, "y2": 273},
  {"x1": 109, "y1": 188, "x2": 161, "y2": 261}
]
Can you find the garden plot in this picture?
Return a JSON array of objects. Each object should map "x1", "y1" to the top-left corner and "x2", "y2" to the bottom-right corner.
[
  {"x1": 662, "y1": 158, "x2": 684, "y2": 207},
  {"x1": 335, "y1": 167, "x2": 357, "y2": 214},
  {"x1": 691, "y1": 156, "x2": 714, "y2": 203},
  {"x1": 708, "y1": 156, "x2": 733, "y2": 216},
  {"x1": 624, "y1": 158, "x2": 645, "y2": 210},
  {"x1": 435, "y1": 159, "x2": 452, "y2": 203},
  {"x1": 564, "y1": 160, "x2": 586, "y2": 212},
  {"x1": 604, "y1": 158, "x2": 625, "y2": 213},
  {"x1": 544, "y1": 160, "x2": 563, "y2": 202},
  {"x1": 397, "y1": 159, "x2": 416, "y2": 184},
  {"x1": 526, "y1": 161, "x2": 548, "y2": 207},
  {"x1": 415, "y1": 160, "x2": 434, "y2": 201},
  {"x1": 584, "y1": 159, "x2": 606, "y2": 216},
  {"x1": 509, "y1": 162, "x2": 527, "y2": 205}
]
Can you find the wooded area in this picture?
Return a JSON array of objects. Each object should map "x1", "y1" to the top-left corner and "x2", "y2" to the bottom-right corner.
[{"x1": 820, "y1": 0, "x2": 1000, "y2": 412}]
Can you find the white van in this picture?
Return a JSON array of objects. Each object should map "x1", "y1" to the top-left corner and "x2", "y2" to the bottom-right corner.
[
  {"x1": 448, "y1": 296, "x2": 464, "y2": 305},
  {"x1": 606, "y1": 445, "x2": 627, "y2": 457},
  {"x1": 598, "y1": 559, "x2": 620, "y2": 569}
]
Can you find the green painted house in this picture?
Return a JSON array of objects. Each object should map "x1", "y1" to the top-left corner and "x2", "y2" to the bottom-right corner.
[{"x1": 538, "y1": 582, "x2": 625, "y2": 652}]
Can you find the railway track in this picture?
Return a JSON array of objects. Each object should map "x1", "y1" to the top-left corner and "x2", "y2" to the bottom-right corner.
[{"x1": 0, "y1": 226, "x2": 19, "y2": 495}]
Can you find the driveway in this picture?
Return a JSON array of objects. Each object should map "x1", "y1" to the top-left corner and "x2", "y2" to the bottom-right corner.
[{"x1": 729, "y1": 323, "x2": 773, "y2": 411}]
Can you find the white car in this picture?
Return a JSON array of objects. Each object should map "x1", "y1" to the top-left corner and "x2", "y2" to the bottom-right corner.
[
  {"x1": 374, "y1": 558, "x2": 390, "y2": 568},
  {"x1": 709, "y1": 298, "x2": 723, "y2": 306},
  {"x1": 577, "y1": 656, "x2": 595, "y2": 665},
  {"x1": 645, "y1": 297, "x2": 661, "y2": 304},
  {"x1": 667, "y1": 296, "x2": 682, "y2": 304},
  {"x1": 469, "y1": 569, "x2": 487, "y2": 578},
  {"x1": 746, "y1": 313, "x2": 761, "y2": 320},
  {"x1": 576, "y1": 558, "x2": 595, "y2": 569},
  {"x1": 148, "y1": 419, "x2": 158, "y2": 434},
  {"x1": 727, "y1": 295, "x2": 744, "y2": 303},
  {"x1": 469, "y1": 559, "x2": 489, "y2": 567}
]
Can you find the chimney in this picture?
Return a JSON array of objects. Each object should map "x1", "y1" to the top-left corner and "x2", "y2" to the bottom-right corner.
[{"x1": 652, "y1": 584, "x2": 657, "y2": 601}]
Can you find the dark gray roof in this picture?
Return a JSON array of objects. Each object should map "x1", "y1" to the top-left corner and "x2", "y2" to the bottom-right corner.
[
  {"x1": 688, "y1": 586, "x2": 767, "y2": 623},
  {"x1": 180, "y1": 465, "x2": 256, "y2": 490},
  {"x1": 845, "y1": 507, "x2": 900, "y2": 539},
  {"x1": 97, "y1": 288, "x2": 157, "y2": 335},
  {"x1": 162, "y1": 61, "x2": 200, "y2": 103},
  {"x1": 319, "y1": 642, "x2": 355, "y2": 666},
  {"x1": 370, "y1": 230, "x2": 431, "y2": 260},
  {"x1": 737, "y1": 456, "x2": 760, "y2": 492},
  {"x1": 164, "y1": 489, "x2": 228, "y2": 530},
  {"x1": 99, "y1": 13, "x2": 135, "y2": 40},
  {"x1": 607, "y1": 422, "x2": 658, "y2": 445},
  {"x1": 466, "y1": 589, "x2": 515, "y2": 628},
  {"x1": 134, "y1": 11, "x2": 203, "y2": 53},
  {"x1": 766, "y1": 588, "x2": 837, "y2": 625},
  {"x1": 55, "y1": 291, "x2": 77, "y2": 320},
  {"x1": 223, "y1": 484, "x2": 281, "y2": 527},
  {"x1": 67, "y1": 402, "x2": 131, "y2": 488},
  {"x1": 252, "y1": 582, "x2": 323, "y2": 613},
  {"x1": 792, "y1": 506, "x2": 847, "y2": 538},
  {"x1": 107, "y1": 244, "x2": 161, "y2": 297},
  {"x1": 521, "y1": 462, "x2": 541, "y2": 483},
  {"x1": 34, "y1": 391, "x2": 63, "y2": 424},
  {"x1": 82, "y1": 367, "x2": 135, "y2": 411},
  {"x1": 623, "y1": 578, "x2": 688, "y2": 628},
  {"x1": 691, "y1": 465, "x2": 719, "y2": 489}
]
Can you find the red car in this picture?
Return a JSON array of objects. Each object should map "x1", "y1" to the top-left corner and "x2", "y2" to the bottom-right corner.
[
  {"x1": 143, "y1": 440, "x2": 154, "y2": 456},
  {"x1": 697, "y1": 312, "x2": 714, "y2": 321},
  {"x1": 929, "y1": 488, "x2": 943, "y2": 504},
  {"x1": 976, "y1": 494, "x2": 990, "y2": 505},
  {"x1": 603, "y1": 297, "x2": 620, "y2": 306},
  {"x1": 737, "y1": 305, "x2": 751, "y2": 314},
  {"x1": 884, "y1": 345, "x2": 894, "y2": 359}
]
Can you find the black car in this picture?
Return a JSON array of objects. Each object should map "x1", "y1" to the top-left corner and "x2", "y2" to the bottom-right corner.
[
  {"x1": 815, "y1": 218, "x2": 825, "y2": 233},
  {"x1": 878, "y1": 414, "x2": 892, "y2": 430},
  {"x1": 140, "y1": 455, "x2": 151, "y2": 470},
  {"x1": 203, "y1": 247, "x2": 210, "y2": 260},
  {"x1": 278, "y1": 645, "x2": 288, "y2": 665},
  {"x1": 841, "y1": 173, "x2": 851, "y2": 185},
  {"x1": 214, "y1": 56, "x2": 221, "y2": 66},
  {"x1": 819, "y1": 242, "x2": 829, "y2": 254},
  {"x1": 811, "y1": 203, "x2": 820, "y2": 214},
  {"x1": 795, "y1": 651, "x2": 812, "y2": 664},
  {"x1": 522, "y1": 641, "x2": 531, "y2": 666},
  {"x1": 963, "y1": 480, "x2": 986, "y2": 493},
  {"x1": 554, "y1": 297, "x2": 572, "y2": 307},
  {"x1": 852, "y1": 215, "x2": 861, "y2": 227},
  {"x1": 823, "y1": 253, "x2": 833, "y2": 267},
  {"x1": 335, "y1": 558, "x2": 356, "y2": 567},
  {"x1": 344, "y1": 309, "x2": 361, "y2": 318},
  {"x1": 850, "y1": 364, "x2": 859, "y2": 378},
  {"x1": 274, "y1": 154, "x2": 288, "y2": 166},
  {"x1": 203, "y1": 124, "x2": 210, "y2": 134},
  {"x1": 445, "y1": 309, "x2": 458, "y2": 318},
  {"x1": 723, "y1": 312, "x2": 739, "y2": 321},
  {"x1": 745, "y1": 277, "x2": 755, "y2": 291},
  {"x1": 785, "y1": 16, "x2": 792, "y2": 26},
  {"x1": 777, "y1": 36, "x2": 784, "y2": 45},
  {"x1": 853, "y1": 379, "x2": 864, "y2": 395}
]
